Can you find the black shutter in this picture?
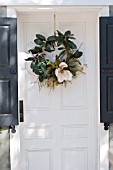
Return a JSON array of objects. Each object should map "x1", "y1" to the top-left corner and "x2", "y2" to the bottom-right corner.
[
  {"x1": 100, "y1": 17, "x2": 113, "y2": 126},
  {"x1": 0, "y1": 18, "x2": 18, "y2": 126}
]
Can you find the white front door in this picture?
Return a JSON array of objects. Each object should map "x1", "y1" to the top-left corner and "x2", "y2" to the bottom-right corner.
[{"x1": 18, "y1": 11, "x2": 98, "y2": 170}]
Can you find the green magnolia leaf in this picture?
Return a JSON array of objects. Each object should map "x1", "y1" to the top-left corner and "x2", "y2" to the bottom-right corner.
[
  {"x1": 57, "y1": 36, "x2": 63, "y2": 46},
  {"x1": 29, "y1": 46, "x2": 42, "y2": 54},
  {"x1": 57, "y1": 41, "x2": 63, "y2": 47},
  {"x1": 40, "y1": 64, "x2": 46, "y2": 72},
  {"x1": 69, "y1": 36, "x2": 76, "y2": 40},
  {"x1": 45, "y1": 42, "x2": 55, "y2": 52},
  {"x1": 76, "y1": 59, "x2": 81, "y2": 65},
  {"x1": 57, "y1": 30, "x2": 63, "y2": 36},
  {"x1": 67, "y1": 58, "x2": 77, "y2": 67},
  {"x1": 39, "y1": 75, "x2": 44, "y2": 82},
  {"x1": 34, "y1": 68, "x2": 40, "y2": 75},
  {"x1": 57, "y1": 36, "x2": 63, "y2": 41},
  {"x1": 58, "y1": 47, "x2": 64, "y2": 50},
  {"x1": 64, "y1": 30, "x2": 71, "y2": 36},
  {"x1": 68, "y1": 40, "x2": 77, "y2": 49},
  {"x1": 42, "y1": 42, "x2": 46, "y2": 47},
  {"x1": 68, "y1": 62, "x2": 77, "y2": 68},
  {"x1": 42, "y1": 73, "x2": 47, "y2": 79},
  {"x1": 51, "y1": 70, "x2": 56, "y2": 78},
  {"x1": 69, "y1": 67, "x2": 77, "y2": 76},
  {"x1": 35, "y1": 46, "x2": 42, "y2": 50},
  {"x1": 59, "y1": 50, "x2": 66, "y2": 58},
  {"x1": 34, "y1": 38, "x2": 43, "y2": 45},
  {"x1": 72, "y1": 50, "x2": 83, "y2": 58},
  {"x1": 36, "y1": 34, "x2": 46, "y2": 41},
  {"x1": 31, "y1": 61, "x2": 36, "y2": 69},
  {"x1": 47, "y1": 36, "x2": 57, "y2": 41},
  {"x1": 31, "y1": 62, "x2": 42, "y2": 75},
  {"x1": 45, "y1": 43, "x2": 51, "y2": 51},
  {"x1": 25, "y1": 57, "x2": 34, "y2": 61},
  {"x1": 63, "y1": 67, "x2": 68, "y2": 70},
  {"x1": 39, "y1": 69, "x2": 44, "y2": 74}
]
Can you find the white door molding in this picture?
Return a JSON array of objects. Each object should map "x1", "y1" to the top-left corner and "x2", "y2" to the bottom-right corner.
[{"x1": 1, "y1": 0, "x2": 113, "y2": 6}]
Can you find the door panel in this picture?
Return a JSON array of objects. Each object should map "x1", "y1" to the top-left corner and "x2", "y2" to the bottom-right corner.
[
  {"x1": 18, "y1": 13, "x2": 97, "y2": 170},
  {"x1": 0, "y1": 25, "x2": 10, "y2": 65},
  {"x1": 0, "y1": 80, "x2": 10, "y2": 114}
]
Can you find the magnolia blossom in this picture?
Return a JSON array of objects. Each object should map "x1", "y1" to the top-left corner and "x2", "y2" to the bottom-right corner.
[{"x1": 55, "y1": 62, "x2": 73, "y2": 83}]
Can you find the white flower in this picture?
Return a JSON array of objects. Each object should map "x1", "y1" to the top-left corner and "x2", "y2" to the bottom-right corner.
[{"x1": 55, "y1": 62, "x2": 73, "y2": 83}]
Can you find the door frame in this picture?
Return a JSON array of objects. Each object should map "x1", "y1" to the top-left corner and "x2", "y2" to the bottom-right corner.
[{"x1": 8, "y1": 6, "x2": 109, "y2": 170}]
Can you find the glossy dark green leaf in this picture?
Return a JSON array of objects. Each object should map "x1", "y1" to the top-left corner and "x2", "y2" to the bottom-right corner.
[
  {"x1": 40, "y1": 64, "x2": 46, "y2": 72},
  {"x1": 36, "y1": 34, "x2": 46, "y2": 41},
  {"x1": 57, "y1": 36, "x2": 63, "y2": 41},
  {"x1": 34, "y1": 39, "x2": 43, "y2": 45},
  {"x1": 64, "y1": 30, "x2": 71, "y2": 36},
  {"x1": 45, "y1": 43, "x2": 51, "y2": 51},
  {"x1": 69, "y1": 36, "x2": 76, "y2": 40},
  {"x1": 47, "y1": 36, "x2": 57, "y2": 41},
  {"x1": 45, "y1": 43, "x2": 55, "y2": 52},
  {"x1": 57, "y1": 41, "x2": 62, "y2": 47},
  {"x1": 68, "y1": 40, "x2": 77, "y2": 49},
  {"x1": 33, "y1": 63, "x2": 43, "y2": 74},
  {"x1": 34, "y1": 68, "x2": 40, "y2": 75},
  {"x1": 58, "y1": 47, "x2": 64, "y2": 50},
  {"x1": 69, "y1": 67, "x2": 77, "y2": 76},
  {"x1": 63, "y1": 67, "x2": 68, "y2": 70},
  {"x1": 52, "y1": 70, "x2": 56, "y2": 78},
  {"x1": 42, "y1": 42, "x2": 46, "y2": 47},
  {"x1": 43, "y1": 73, "x2": 47, "y2": 79},
  {"x1": 57, "y1": 30, "x2": 63, "y2": 36},
  {"x1": 31, "y1": 61, "x2": 36, "y2": 69},
  {"x1": 29, "y1": 46, "x2": 42, "y2": 54},
  {"x1": 35, "y1": 46, "x2": 42, "y2": 51},
  {"x1": 39, "y1": 75, "x2": 44, "y2": 82},
  {"x1": 68, "y1": 62, "x2": 77, "y2": 68},
  {"x1": 57, "y1": 36, "x2": 64, "y2": 46},
  {"x1": 73, "y1": 50, "x2": 83, "y2": 58},
  {"x1": 25, "y1": 57, "x2": 34, "y2": 61},
  {"x1": 59, "y1": 50, "x2": 66, "y2": 58}
]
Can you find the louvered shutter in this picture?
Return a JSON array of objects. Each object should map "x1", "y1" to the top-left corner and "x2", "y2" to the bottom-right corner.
[
  {"x1": 100, "y1": 17, "x2": 113, "y2": 125},
  {"x1": 0, "y1": 18, "x2": 18, "y2": 126}
]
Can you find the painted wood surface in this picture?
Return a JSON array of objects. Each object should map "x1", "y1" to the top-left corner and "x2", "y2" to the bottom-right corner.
[
  {"x1": 17, "y1": 12, "x2": 98, "y2": 170},
  {"x1": 0, "y1": 18, "x2": 18, "y2": 126},
  {"x1": 100, "y1": 17, "x2": 113, "y2": 124}
]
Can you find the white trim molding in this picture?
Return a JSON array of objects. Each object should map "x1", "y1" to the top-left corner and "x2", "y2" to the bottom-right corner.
[
  {"x1": 0, "y1": 0, "x2": 113, "y2": 6},
  {"x1": 98, "y1": 7, "x2": 109, "y2": 170}
]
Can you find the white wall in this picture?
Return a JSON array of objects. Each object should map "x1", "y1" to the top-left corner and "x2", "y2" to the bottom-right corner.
[{"x1": 0, "y1": 0, "x2": 113, "y2": 6}]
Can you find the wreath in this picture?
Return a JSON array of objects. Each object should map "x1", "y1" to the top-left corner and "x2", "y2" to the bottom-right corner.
[{"x1": 25, "y1": 30, "x2": 84, "y2": 89}]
